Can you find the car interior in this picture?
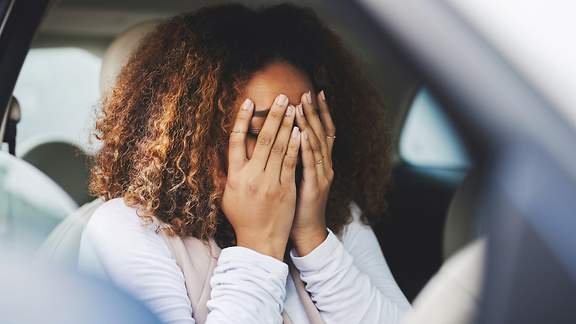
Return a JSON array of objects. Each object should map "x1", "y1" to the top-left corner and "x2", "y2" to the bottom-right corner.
[{"x1": 2, "y1": 0, "x2": 481, "y2": 306}]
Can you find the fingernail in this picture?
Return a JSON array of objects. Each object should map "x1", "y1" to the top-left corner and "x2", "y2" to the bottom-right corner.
[
  {"x1": 302, "y1": 131, "x2": 309, "y2": 140},
  {"x1": 304, "y1": 91, "x2": 312, "y2": 104},
  {"x1": 292, "y1": 126, "x2": 300, "y2": 138},
  {"x1": 297, "y1": 104, "x2": 304, "y2": 116},
  {"x1": 275, "y1": 94, "x2": 288, "y2": 106},
  {"x1": 241, "y1": 98, "x2": 253, "y2": 111},
  {"x1": 286, "y1": 105, "x2": 295, "y2": 117},
  {"x1": 319, "y1": 90, "x2": 326, "y2": 101}
]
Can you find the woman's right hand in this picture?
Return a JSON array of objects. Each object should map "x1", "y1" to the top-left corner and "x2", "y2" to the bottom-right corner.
[{"x1": 222, "y1": 94, "x2": 301, "y2": 260}]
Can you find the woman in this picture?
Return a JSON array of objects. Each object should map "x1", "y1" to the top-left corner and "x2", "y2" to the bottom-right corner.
[{"x1": 79, "y1": 3, "x2": 410, "y2": 324}]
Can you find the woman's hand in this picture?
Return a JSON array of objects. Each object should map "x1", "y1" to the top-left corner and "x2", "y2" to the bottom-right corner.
[
  {"x1": 292, "y1": 90, "x2": 336, "y2": 256},
  {"x1": 222, "y1": 94, "x2": 301, "y2": 260}
]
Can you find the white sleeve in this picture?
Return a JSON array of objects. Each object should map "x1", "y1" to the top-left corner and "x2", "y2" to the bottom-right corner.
[
  {"x1": 207, "y1": 247, "x2": 288, "y2": 323},
  {"x1": 289, "y1": 205, "x2": 411, "y2": 324},
  {"x1": 79, "y1": 199, "x2": 288, "y2": 324},
  {"x1": 79, "y1": 200, "x2": 195, "y2": 324}
]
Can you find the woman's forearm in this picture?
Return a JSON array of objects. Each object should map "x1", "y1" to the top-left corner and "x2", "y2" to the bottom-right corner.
[
  {"x1": 290, "y1": 230, "x2": 411, "y2": 324},
  {"x1": 207, "y1": 247, "x2": 289, "y2": 324}
]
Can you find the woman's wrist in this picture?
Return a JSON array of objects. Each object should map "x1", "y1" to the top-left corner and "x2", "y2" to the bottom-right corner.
[
  {"x1": 236, "y1": 235, "x2": 288, "y2": 261},
  {"x1": 291, "y1": 225, "x2": 328, "y2": 257}
]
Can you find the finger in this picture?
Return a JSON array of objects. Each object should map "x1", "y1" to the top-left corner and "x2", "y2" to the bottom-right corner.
[
  {"x1": 266, "y1": 105, "x2": 296, "y2": 178},
  {"x1": 280, "y1": 126, "x2": 301, "y2": 186},
  {"x1": 299, "y1": 130, "x2": 318, "y2": 186},
  {"x1": 301, "y1": 90, "x2": 328, "y2": 159},
  {"x1": 296, "y1": 103, "x2": 327, "y2": 177},
  {"x1": 317, "y1": 90, "x2": 336, "y2": 155},
  {"x1": 228, "y1": 98, "x2": 254, "y2": 172},
  {"x1": 250, "y1": 94, "x2": 290, "y2": 170}
]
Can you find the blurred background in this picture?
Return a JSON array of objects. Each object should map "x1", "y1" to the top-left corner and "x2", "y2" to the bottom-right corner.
[{"x1": 2, "y1": 0, "x2": 576, "y2": 323}]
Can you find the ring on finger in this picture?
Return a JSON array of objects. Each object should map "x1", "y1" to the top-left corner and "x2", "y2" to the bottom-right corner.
[
  {"x1": 315, "y1": 159, "x2": 324, "y2": 165},
  {"x1": 326, "y1": 135, "x2": 336, "y2": 140}
]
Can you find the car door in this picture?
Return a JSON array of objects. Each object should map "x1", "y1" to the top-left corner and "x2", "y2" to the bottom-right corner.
[
  {"x1": 0, "y1": 0, "x2": 49, "y2": 116},
  {"x1": 347, "y1": 0, "x2": 576, "y2": 323}
]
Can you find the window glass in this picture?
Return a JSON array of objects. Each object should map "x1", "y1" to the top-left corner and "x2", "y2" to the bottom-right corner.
[
  {"x1": 399, "y1": 89, "x2": 470, "y2": 169},
  {"x1": 12, "y1": 48, "x2": 101, "y2": 156}
]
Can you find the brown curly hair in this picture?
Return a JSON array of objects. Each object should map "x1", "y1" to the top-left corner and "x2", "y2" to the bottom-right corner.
[{"x1": 90, "y1": 3, "x2": 394, "y2": 247}]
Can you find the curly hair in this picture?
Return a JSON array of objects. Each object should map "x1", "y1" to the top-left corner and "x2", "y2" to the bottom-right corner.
[{"x1": 90, "y1": 3, "x2": 394, "y2": 247}]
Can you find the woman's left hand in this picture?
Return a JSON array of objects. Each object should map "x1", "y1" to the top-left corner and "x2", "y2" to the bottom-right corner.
[{"x1": 291, "y1": 90, "x2": 336, "y2": 256}]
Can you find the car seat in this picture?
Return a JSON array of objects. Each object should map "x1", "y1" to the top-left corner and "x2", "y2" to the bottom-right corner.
[
  {"x1": 1, "y1": 96, "x2": 77, "y2": 249},
  {"x1": 38, "y1": 21, "x2": 158, "y2": 265},
  {"x1": 403, "y1": 170, "x2": 486, "y2": 324}
]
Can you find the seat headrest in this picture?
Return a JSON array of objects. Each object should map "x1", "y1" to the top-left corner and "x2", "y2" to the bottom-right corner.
[{"x1": 99, "y1": 21, "x2": 159, "y2": 96}]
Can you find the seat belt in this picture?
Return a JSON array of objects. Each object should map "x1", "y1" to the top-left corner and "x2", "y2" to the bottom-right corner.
[{"x1": 1, "y1": 97, "x2": 21, "y2": 155}]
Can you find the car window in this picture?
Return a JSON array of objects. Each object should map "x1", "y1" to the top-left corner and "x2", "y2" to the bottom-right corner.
[
  {"x1": 12, "y1": 47, "x2": 101, "y2": 156},
  {"x1": 399, "y1": 89, "x2": 470, "y2": 169}
]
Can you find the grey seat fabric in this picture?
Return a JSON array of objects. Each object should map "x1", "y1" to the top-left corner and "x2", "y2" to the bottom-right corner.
[
  {"x1": 443, "y1": 170, "x2": 484, "y2": 260},
  {"x1": 402, "y1": 171, "x2": 486, "y2": 324},
  {"x1": 22, "y1": 142, "x2": 92, "y2": 206},
  {"x1": 402, "y1": 239, "x2": 485, "y2": 324},
  {"x1": 38, "y1": 198, "x2": 103, "y2": 266}
]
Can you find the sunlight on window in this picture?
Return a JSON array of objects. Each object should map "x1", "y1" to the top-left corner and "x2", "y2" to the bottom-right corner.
[
  {"x1": 400, "y1": 89, "x2": 470, "y2": 169},
  {"x1": 13, "y1": 48, "x2": 101, "y2": 156}
]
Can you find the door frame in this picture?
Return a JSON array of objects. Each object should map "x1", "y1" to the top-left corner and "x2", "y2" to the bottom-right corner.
[
  {"x1": 0, "y1": 0, "x2": 51, "y2": 120},
  {"x1": 345, "y1": 0, "x2": 576, "y2": 323}
]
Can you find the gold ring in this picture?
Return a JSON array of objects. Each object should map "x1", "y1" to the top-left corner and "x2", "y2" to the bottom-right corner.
[
  {"x1": 326, "y1": 135, "x2": 336, "y2": 140},
  {"x1": 315, "y1": 159, "x2": 324, "y2": 165},
  {"x1": 231, "y1": 129, "x2": 245, "y2": 134}
]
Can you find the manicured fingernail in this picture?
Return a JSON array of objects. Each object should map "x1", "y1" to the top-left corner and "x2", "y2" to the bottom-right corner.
[
  {"x1": 319, "y1": 90, "x2": 326, "y2": 101},
  {"x1": 275, "y1": 94, "x2": 288, "y2": 106},
  {"x1": 241, "y1": 98, "x2": 253, "y2": 111},
  {"x1": 292, "y1": 126, "x2": 300, "y2": 138},
  {"x1": 304, "y1": 91, "x2": 312, "y2": 104},
  {"x1": 286, "y1": 105, "x2": 295, "y2": 117},
  {"x1": 297, "y1": 104, "x2": 304, "y2": 116}
]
